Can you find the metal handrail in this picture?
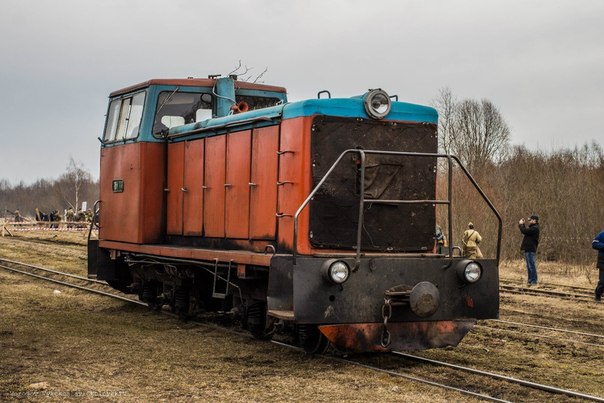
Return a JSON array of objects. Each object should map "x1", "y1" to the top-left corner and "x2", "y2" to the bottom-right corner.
[{"x1": 292, "y1": 149, "x2": 502, "y2": 267}]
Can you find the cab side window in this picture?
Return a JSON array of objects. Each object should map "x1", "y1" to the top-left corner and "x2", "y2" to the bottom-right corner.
[
  {"x1": 236, "y1": 95, "x2": 282, "y2": 111},
  {"x1": 153, "y1": 92, "x2": 213, "y2": 136},
  {"x1": 103, "y1": 92, "x2": 146, "y2": 142}
]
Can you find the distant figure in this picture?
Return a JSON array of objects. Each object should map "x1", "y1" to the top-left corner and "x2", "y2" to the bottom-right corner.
[
  {"x1": 85, "y1": 208, "x2": 93, "y2": 222},
  {"x1": 435, "y1": 224, "x2": 447, "y2": 255},
  {"x1": 49, "y1": 210, "x2": 62, "y2": 228},
  {"x1": 592, "y1": 230, "x2": 604, "y2": 302},
  {"x1": 66, "y1": 207, "x2": 75, "y2": 228},
  {"x1": 519, "y1": 214, "x2": 540, "y2": 286},
  {"x1": 76, "y1": 209, "x2": 86, "y2": 222},
  {"x1": 14, "y1": 209, "x2": 23, "y2": 223},
  {"x1": 462, "y1": 222, "x2": 483, "y2": 259}
]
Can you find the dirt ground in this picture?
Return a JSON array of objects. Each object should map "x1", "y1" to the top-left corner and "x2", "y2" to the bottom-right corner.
[{"x1": 1, "y1": 231, "x2": 603, "y2": 402}]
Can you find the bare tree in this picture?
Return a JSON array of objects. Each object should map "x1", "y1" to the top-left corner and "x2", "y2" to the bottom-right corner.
[
  {"x1": 433, "y1": 89, "x2": 511, "y2": 173},
  {"x1": 433, "y1": 88, "x2": 457, "y2": 154},
  {"x1": 57, "y1": 157, "x2": 92, "y2": 211}
]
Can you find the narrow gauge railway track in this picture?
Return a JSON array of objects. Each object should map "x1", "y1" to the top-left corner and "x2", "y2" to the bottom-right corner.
[
  {"x1": 0, "y1": 257, "x2": 142, "y2": 306},
  {"x1": 500, "y1": 279, "x2": 594, "y2": 294},
  {"x1": 0, "y1": 258, "x2": 502, "y2": 400},
  {"x1": 386, "y1": 351, "x2": 604, "y2": 402},
  {"x1": 477, "y1": 318, "x2": 604, "y2": 349},
  {"x1": 271, "y1": 339, "x2": 604, "y2": 402},
  {"x1": 3, "y1": 258, "x2": 603, "y2": 402},
  {"x1": 499, "y1": 280, "x2": 595, "y2": 302},
  {"x1": 269, "y1": 340, "x2": 511, "y2": 403}
]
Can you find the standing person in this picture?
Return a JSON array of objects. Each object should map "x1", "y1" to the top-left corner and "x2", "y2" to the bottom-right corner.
[
  {"x1": 435, "y1": 224, "x2": 447, "y2": 255},
  {"x1": 462, "y1": 222, "x2": 483, "y2": 259},
  {"x1": 519, "y1": 214, "x2": 540, "y2": 286},
  {"x1": 592, "y1": 230, "x2": 604, "y2": 302}
]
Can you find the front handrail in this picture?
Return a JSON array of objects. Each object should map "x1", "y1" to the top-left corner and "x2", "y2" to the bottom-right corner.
[{"x1": 292, "y1": 149, "x2": 502, "y2": 267}]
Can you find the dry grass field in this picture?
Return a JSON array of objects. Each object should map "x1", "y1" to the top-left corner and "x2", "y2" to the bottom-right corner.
[{"x1": 1, "y1": 230, "x2": 603, "y2": 402}]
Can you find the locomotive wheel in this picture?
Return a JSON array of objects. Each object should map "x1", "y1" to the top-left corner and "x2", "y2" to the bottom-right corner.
[
  {"x1": 246, "y1": 301, "x2": 273, "y2": 340},
  {"x1": 139, "y1": 280, "x2": 162, "y2": 311},
  {"x1": 298, "y1": 324, "x2": 329, "y2": 354}
]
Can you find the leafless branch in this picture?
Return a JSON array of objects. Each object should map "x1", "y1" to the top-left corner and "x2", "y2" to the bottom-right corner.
[{"x1": 253, "y1": 67, "x2": 268, "y2": 83}]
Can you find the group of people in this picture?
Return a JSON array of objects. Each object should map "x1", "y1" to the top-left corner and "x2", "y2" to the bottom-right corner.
[
  {"x1": 437, "y1": 215, "x2": 604, "y2": 302},
  {"x1": 434, "y1": 222, "x2": 487, "y2": 260}
]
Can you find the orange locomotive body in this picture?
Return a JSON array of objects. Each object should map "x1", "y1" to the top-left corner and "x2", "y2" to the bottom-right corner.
[{"x1": 89, "y1": 76, "x2": 501, "y2": 353}]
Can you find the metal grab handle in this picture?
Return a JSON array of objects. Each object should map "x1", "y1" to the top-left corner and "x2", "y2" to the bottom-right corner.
[
  {"x1": 317, "y1": 90, "x2": 331, "y2": 99},
  {"x1": 291, "y1": 149, "x2": 502, "y2": 267}
]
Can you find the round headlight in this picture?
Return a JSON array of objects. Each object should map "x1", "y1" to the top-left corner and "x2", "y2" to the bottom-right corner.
[
  {"x1": 464, "y1": 262, "x2": 482, "y2": 283},
  {"x1": 363, "y1": 89, "x2": 391, "y2": 119},
  {"x1": 327, "y1": 260, "x2": 350, "y2": 284},
  {"x1": 455, "y1": 259, "x2": 483, "y2": 284}
]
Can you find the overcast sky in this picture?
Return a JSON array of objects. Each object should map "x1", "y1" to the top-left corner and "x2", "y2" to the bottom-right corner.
[{"x1": 1, "y1": 0, "x2": 602, "y2": 185}]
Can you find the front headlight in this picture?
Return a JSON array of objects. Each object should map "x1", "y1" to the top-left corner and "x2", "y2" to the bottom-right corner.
[
  {"x1": 363, "y1": 89, "x2": 391, "y2": 119},
  {"x1": 456, "y1": 260, "x2": 482, "y2": 283},
  {"x1": 464, "y1": 262, "x2": 482, "y2": 283},
  {"x1": 322, "y1": 260, "x2": 350, "y2": 284}
]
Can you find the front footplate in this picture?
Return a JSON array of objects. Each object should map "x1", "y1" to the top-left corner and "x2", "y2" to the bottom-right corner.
[{"x1": 318, "y1": 320, "x2": 476, "y2": 352}]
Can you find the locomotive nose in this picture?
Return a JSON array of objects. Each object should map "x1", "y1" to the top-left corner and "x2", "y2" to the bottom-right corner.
[{"x1": 409, "y1": 281, "x2": 440, "y2": 317}]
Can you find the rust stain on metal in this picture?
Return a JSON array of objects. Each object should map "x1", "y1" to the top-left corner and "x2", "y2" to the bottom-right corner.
[
  {"x1": 319, "y1": 320, "x2": 475, "y2": 352},
  {"x1": 465, "y1": 295, "x2": 475, "y2": 308}
]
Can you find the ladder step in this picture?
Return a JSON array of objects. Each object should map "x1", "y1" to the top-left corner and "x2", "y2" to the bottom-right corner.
[{"x1": 268, "y1": 310, "x2": 295, "y2": 320}]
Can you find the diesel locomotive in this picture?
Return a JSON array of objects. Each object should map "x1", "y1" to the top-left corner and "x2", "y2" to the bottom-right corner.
[{"x1": 88, "y1": 75, "x2": 501, "y2": 353}]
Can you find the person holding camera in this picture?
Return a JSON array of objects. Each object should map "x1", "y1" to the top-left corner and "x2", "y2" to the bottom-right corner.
[{"x1": 519, "y1": 215, "x2": 540, "y2": 286}]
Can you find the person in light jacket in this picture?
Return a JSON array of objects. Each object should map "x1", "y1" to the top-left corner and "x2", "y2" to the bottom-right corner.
[{"x1": 462, "y1": 222, "x2": 483, "y2": 259}]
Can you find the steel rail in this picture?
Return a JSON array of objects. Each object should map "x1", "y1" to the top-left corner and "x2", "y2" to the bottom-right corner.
[
  {"x1": 481, "y1": 323, "x2": 604, "y2": 349},
  {"x1": 499, "y1": 279, "x2": 594, "y2": 294},
  {"x1": 490, "y1": 319, "x2": 604, "y2": 340},
  {"x1": 394, "y1": 351, "x2": 604, "y2": 402},
  {"x1": 269, "y1": 340, "x2": 510, "y2": 403},
  {"x1": 500, "y1": 284, "x2": 594, "y2": 299},
  {"x1": 500, "y1": 286, "x2": 594, "y2": 303},
  {"x1": 0, "y1": 257, "x2": 106, "y2": 284},
  {"x1": 0, "y1": 262, "x2": 144, "y2": 306}
]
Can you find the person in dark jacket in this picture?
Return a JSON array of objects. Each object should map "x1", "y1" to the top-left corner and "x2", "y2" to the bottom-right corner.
[
  {"x1": 592, "y1": 230, "x2": 604, "y2": 301},
  {"x1": 519, "y1": 214, "x2": 540, "y2": 286}
]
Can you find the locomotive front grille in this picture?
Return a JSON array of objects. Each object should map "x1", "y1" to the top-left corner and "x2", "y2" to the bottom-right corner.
[{"x1": 309, "y1": 116, "x2": 438, "y2": 253}]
